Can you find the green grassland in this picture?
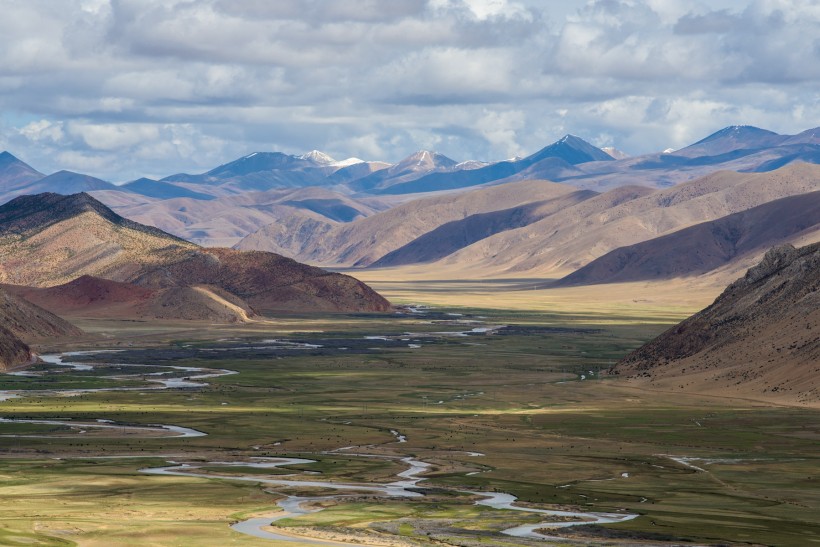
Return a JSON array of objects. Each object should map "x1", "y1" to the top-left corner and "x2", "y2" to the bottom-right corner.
[{"x1": 1, "y1": 303, "x2": 818, "y2": 546}]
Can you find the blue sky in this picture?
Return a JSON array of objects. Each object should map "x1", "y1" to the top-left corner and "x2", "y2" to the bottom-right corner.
[{"x1": 0, "y1": 0, "x2": 817, "y2": 182}]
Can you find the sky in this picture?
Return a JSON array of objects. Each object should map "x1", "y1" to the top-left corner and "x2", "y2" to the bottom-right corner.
[{"x1": 0, "y1": 0, "x2": 818, "y2": 182}]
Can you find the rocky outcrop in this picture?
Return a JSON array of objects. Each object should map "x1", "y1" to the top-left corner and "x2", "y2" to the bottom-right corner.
[{"x1": 612, "y1": 242, "x2": 820, "y2": 406}]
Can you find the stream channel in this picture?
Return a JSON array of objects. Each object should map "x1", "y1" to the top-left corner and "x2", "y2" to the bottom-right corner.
[{"x1": 1, "y1": 344, "x2": 636, "y2": 543}]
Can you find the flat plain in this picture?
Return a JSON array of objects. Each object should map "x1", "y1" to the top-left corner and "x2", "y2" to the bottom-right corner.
[{"x1": 1, "y1": 279, "x2": 818, "y2": 546}]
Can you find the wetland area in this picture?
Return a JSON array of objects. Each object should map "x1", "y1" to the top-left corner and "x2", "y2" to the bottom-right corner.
[{"x1": 1, "y1": 304, "x2": 818, "y2": 546}]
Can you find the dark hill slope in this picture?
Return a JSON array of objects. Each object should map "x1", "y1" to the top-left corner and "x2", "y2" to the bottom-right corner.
[
  {"x1": 612, "y1": 242, "x2": 820, "y2": 407},
  {"x1": 0, "y1": 288, "x2": 83, "y2": 339}
]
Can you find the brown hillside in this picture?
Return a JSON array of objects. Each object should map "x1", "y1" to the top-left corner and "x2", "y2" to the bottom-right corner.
[
  {"x1": 132, "y1": 248, "x2": 391, "y2": 313},
  {"x1": 0, "y1": 325, "x2": 31, "y2": 372},
  {"x1": 371, "y1": 190, "x2": 597, "y2": 267},
  {"x1": 0, "y1": 287, "x2": 83, "y2": 371},
  {"x1": 138, "y1": 285, "x2": 255, "y2": 322},
  {"x1": 236, "y1": 179, "x2": 585, "y2": 266},
  {"x1": 4, "y1": 276, "x2": 254, "y2": 323},
  {"x1": 0, "y1": 193, "x2": 196, "y2": 287},
  {"x1": 0, "y1": 288, "x2": 83, "y2": 340},
  {"x1": 234, "y1": 208, "x2": 336, "y2": 257},
  {"x1": 612, "y1": 242, "x2": 820, "y2": 407},
  {"x1": 6, "y1": 275, "x2": 156, "y2": 311},
  {"x1": 0, "y1": 193, "x2": 391, "y2": 315},
  {"x1": 558, "y1": 191, "x2": 820, "y2": 286},
  {"x1": 434, "y1": 162, "x2": 820, "y2": 278}
]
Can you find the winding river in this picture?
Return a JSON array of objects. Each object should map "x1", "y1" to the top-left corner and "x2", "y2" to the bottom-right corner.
[
  {"x1": 2, "y1": 350, "x2": 637, "y2": 542},
  {"x1": 139, "y1": 451, "x2": 636, "y2": 542},
  {"x1": 0, "y1": 353, "x2": 233, "y2": 436}
]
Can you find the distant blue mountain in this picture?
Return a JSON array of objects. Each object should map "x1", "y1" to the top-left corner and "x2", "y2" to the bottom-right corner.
[
  {"x1": 348, "y1": 150, "x2": 459, "y2": 193},
  {"x1": 377, "y1": 135, "x2": 611, "y2": 195},
  {"x1": 161, "y1": 152, "x2": 331, "y2": 190},
  {"x1": 0, "y1": 151, "x2": 45, "y2": 193},
  {"x1": 122, "y1": 178, "x2": 215, "y2": 201},
  {"x1": 672, "y1": 125, "x2": 786, "y2": 158},
  {"x1": 21, "y1": 170, "x2": 116, "y2": 195}
]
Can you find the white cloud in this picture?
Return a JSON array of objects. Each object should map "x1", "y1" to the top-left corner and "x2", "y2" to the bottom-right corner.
[
  {"x1": 474, "y1": 109, "x2": 525, "y2": 157},
  {"x1": 0, "y1": 0, "x2": 817, "y2": 180},
  {"x1": 463, "y1": 0, "x2": 531, "y2": 20},
  {"x1": 19, "y1": 120, "x2": 65, "y2": 144},
  {"x1": 68, "y1": 122, "x2": 160, "y2": 151}
]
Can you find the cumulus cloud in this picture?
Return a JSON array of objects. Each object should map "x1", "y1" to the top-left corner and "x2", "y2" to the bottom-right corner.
[
  {"x1": 0, "y1": 0, "x2": 817, "y2": 181},
  {"x1": 18, "y1": 120, "x2": 65, "y2": 144}
]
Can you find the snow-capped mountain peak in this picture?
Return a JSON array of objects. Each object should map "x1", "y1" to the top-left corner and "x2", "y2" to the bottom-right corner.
[
  {"x1": 601, "y1": 147, "x2": 629, "y2": 160},
  {"x1": 300, "y1": 150, "x2": 337, "y2": 165},
  {"x1": 331, "y1": 157, "x2": 365, "y2": 168}
]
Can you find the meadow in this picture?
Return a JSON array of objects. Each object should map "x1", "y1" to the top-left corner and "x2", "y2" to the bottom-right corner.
[{"x1": 0, "y1": 280, "x2": 818, "y2": 546}]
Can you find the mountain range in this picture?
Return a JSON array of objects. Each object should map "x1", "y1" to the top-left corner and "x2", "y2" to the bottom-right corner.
[
  {"x1": 1, "y1": 126, "x2": 818, "y2": 405},
  {"x1": 0, "y1": 125, "x2": 818, "y2": 293},
  {"x1": 3, "y1": 127, "x2": 817, "y2": 201},
  {"x1": 235, "y1": 162, "x2": 820, "y2": 290}
]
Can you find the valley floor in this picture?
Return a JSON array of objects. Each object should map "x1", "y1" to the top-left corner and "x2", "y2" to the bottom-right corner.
[{"x1": 0, "y1": 284, "x2": 818, "y2": 546}]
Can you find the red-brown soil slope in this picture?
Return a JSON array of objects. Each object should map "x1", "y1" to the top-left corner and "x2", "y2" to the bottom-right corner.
[
  {"x1": 132, "y1": 248, "x2": 391, "y2": 313},
  {"x1": 4, "y1": 276, "x2": 255, "y2": 323}
]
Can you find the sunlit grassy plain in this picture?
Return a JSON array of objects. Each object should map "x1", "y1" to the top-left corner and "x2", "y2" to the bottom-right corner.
[{"x1": 1, "y1": 277, "x2": 819, "y2": 546}]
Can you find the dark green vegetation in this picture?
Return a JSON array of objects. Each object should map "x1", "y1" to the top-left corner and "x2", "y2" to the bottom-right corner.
[{"x1": 1, "y1": 308, "x2": 818, "y2": 546}]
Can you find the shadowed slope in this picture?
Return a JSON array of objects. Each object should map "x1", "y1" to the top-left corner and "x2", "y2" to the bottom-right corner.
[
  {"x1": 236, "y1": 179, "x2": 583, "y2": 267},
  {"x1": 0, "y1": 325, "x2": 31, "y2": 372},
  {"x1": 558, "y1": 191, "x2": 820, "y2": 285},
  {"x1": 371, "y1": 190, "x2": 597, "y2": 267},
  {"x1": 431, "y1": 162, "x2": 820, "y2": 278},
  {"x1": 0, "y1": 288, "x2": 83, "y2": 339}
]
